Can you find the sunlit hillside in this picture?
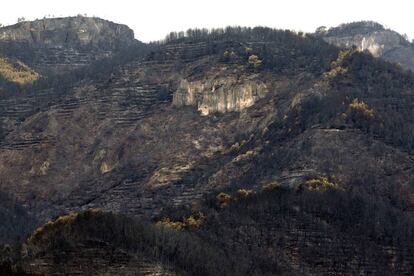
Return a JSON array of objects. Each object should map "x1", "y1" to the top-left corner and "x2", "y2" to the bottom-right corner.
[{"x1": 0, "y1": 56, "x2": 39, "y2": 85}]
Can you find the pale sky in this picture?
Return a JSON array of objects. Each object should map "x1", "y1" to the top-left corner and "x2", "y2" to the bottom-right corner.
[{"x1": 1, "y1": 0, "x2": 413, "y2": 42}]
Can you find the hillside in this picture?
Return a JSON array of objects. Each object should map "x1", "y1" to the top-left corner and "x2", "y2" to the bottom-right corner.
[
  {"x1": 0, "y1": 16, "x2": 138, "y2": 76},
  {"x1": 18, "y1": 188, "x2": 414, "y2": 275},
  {"x1": 0, "y1": 19, "x2": 413, "y2": 275},
  {"x1": 318, "y1": 21, "x2": 414, "y2": 72}
]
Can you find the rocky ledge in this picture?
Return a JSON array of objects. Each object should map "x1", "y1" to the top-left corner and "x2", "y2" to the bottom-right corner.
[
  {"x1": 173, "y1": 75, "x2": 268, "y2": 115},
  {"x1": 0, "y1": 16, "x2": 135, "y2": 49},
  {"x1": 0, "y1": 17, "x2": 137, "y2": 74}
]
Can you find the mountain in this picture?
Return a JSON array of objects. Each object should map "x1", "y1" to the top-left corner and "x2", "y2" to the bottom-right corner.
[
  {"x1": 0, "y1": 16, "x2": 138, "y2": 76},
  {"x1": 318, "y1": 21, "x2": 414, "y2": 72},
  {"x1": 0, "y1": 19, "x2": 413, "y2": 275}
]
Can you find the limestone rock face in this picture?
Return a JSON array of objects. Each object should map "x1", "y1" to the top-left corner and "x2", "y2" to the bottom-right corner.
[
  {"x1": 320, "y1": 21, "x2": 414, "y2": 71},
  {"x1": 0, "y1": 16, "x2": 135, "y2": 49},
  {"x1": 173, "y1": 76, "x2": 268, "y2": 115},
  {"x1": 324, "y1": 29, "x2": 403, "y2": 57},
  {"x1": 0, "y1": 17, "x2": 137, "y2": 74}
]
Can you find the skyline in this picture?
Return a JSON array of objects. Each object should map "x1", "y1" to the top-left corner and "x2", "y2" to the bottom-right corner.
[{"x1": 1, "y1": 0, "x2": 414, "y2": 42}]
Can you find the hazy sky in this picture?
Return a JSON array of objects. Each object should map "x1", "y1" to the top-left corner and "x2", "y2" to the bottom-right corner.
[{"x1": 1, "y1": 0, "x2": 414, "y2": 42}]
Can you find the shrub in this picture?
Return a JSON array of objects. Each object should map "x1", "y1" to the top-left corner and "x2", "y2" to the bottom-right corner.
[
  {"x1": 236, "y1": 189, "x2": 255, "y2": 199},
  {"x1": 262, "y1": 181, "x2": 282, "y2": 192},
  {"x1": 183, "y1": 212, "x2": 206, "y2": 229},
  {"x1": 28, "y1": 209, "x2": 101, "y2": 246},
  {"x1": 299, "y1": 177, "x2": 337, "y2": 192},
  {"x1": 322, "y1": 49, "x2": 356, "y2": 81},
  {"x1": 222, "y1": 50, "x2": 237, "y2": 62},
  {"x1": 346, "y1": 98, "x2": 376, "y2": 129},
  {"x1": 216, "y1": 192, "x2": 232, "y2": 208},
  {"x1": 157, "y1": 218, "x2": 185, "y2": 231},
  {"x1": 157, "y1": 212, "x2": 206, "y2": 231},
  {"x1": 248, "y1": 54, "x2": 262, "y2": 69},
  {"x1": 347, "y1": 98, "x2": 375, "y2": 119}
]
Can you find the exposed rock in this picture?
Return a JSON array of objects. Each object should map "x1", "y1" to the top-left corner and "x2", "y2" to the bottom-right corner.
[
  {"x1": 0, "y1": 16, "x2": 134, "y2": 49},
  {"x1": 0, "y1": 16, "x2": 137, "y2": 75},
  {"x1": 0, "y1": 22, "x2": 414, "y2": 275},
  {"x1": 173, "y1": 75, "x2": 268, "y2": 115},
  {"x1": 100, "y1": 162, "x2": 114, "y2": 174},
  {"x1": 320, "y1": 21, "x2": 414, "y2": 71}
]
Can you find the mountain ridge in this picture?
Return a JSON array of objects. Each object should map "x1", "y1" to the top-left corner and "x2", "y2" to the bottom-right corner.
[
  {"x1": 317, "y1": 21, "x2": 414, "y2": 71},
  {"x1": 0, "y1": 18, "x2": 413, "y2": 275},
  {"x1": 0, "y1": 16, "x2": 136, "y2": 47},
  {"x1": 0, "y1": 16, "x2": 139, "y2": 76}
]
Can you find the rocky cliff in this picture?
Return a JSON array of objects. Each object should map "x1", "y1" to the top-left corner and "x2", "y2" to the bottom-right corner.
[
  {"x1": 173, "y1": 74, "x2": 268, "y2": 115},
  {"x1": 0, "y1": 16, "x2": 134, "y2": 48},
  {"x1": 0, "y1": 16, "x2": 137, "y2": 75},
  {"x1": 319, "y1": 21, "x2": 414, "y2": 71}
]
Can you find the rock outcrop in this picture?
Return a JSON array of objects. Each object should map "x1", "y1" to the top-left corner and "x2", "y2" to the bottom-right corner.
[
  {"x1": 0, "y1": 21, "x2": 414, "y2": 275},
  {"x1": 173, "y1": 76, "x2": 268, "y2": 115},
  {"x1": 319, "y1": 21, "x2": 414, "y2": 71},
  {"x1": 0, "y1": 16, "x2": 137, "y2": 74},
  {"x1": 0, "y1": 16, "x2": 134, "y2": 49}
]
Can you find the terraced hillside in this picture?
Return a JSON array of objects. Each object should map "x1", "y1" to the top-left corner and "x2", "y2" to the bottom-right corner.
[
  {"x1": 0, "y1": 16, "x2": 137, "y2": 75},
  {"x1": 0, "y1": 21, "x2": 413, "y2": 275}
]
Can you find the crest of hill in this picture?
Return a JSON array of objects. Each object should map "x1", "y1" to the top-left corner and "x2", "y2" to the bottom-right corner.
[
  {"x1": 323, "y1": 21, "x2": 386, "y2": 37},
  {"x1": 317, "y1": 21, "x2": 414, "y2": 71},
  {"x1": 0, "y1": 16, "x2": 136, "y2": 49}
]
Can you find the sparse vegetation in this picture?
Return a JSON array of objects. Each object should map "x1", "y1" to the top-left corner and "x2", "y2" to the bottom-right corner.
[
  {"x1": 346, "y1": 98, "x2": 376, "y2": 128},
  {"x1": 299, "y1": 177, "x2": 338, "y2": 192},
  {"x1": 324, "y1": 21, "x2": 385, "y2": 37},
  {"x1": 248, "y1": 54, "x2": 262, "y2": 69},
  {"x1": 20, "y1": 185, "x2": 414, "y2": 275},
  {"x1": 1, "y1": 16, "x2": 414, "y2": 276},
  {"x1": 235, "y1": 189, "x2": 255, "y2": 198},
  {"x1": 157, "y1": 212, "x2": 206, "y2": 231},
  {"x1": 28, "y1": 211, "x2": 92, "y2": 246},
  {"x1": 323, "y1": 48, "x2": 357, "y2": 83},
  {"x1": 262, "y1": 181, "x2": 282, "y2": 191},
  {"x1": 0, "y1": 57, "x2": 39, "y2": 85},
  {"x1": 216, "y1": 192, "x2": 232, "y2": 208},
  {"x1": 222, "y1": 50, "x2": 236, "y2": 62},
  {"x1": 25, "y1": 210, "x2": 237, "y2": 276},
  {"x1": 156, "y1": 26, "x2": 338, "y2": 76}
]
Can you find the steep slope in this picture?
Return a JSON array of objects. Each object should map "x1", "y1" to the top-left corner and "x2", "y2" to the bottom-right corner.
[
  {"x1": 0, "y1": 24, "x2": 414, "y2": 275},
  {"x1": 0, "y1": 16, "x2": 137, "y2": 75},
  {"x1": 318, "y1": 21, "x2": 414, "y2": 72},
  {"x1": 17, "y1": 189, "x2": 414, "y2": 275},
  {"x1": 1, "y1": 27, "x2": 414, "y2": 218},
  {"x1": 0, "y1": 28, "x2": 339, "y2": 220}
]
